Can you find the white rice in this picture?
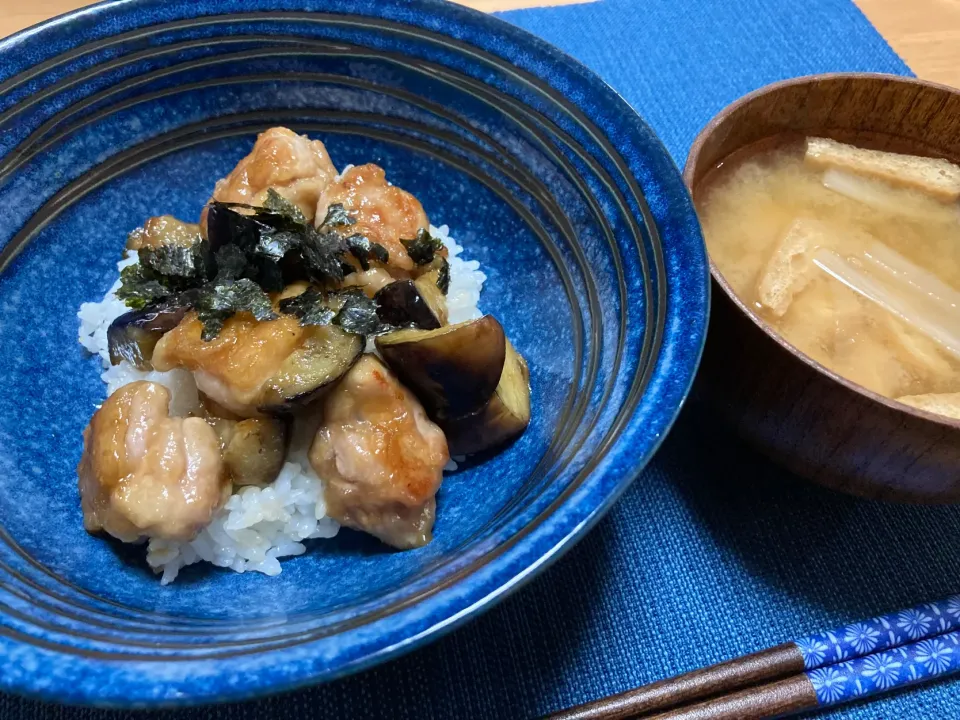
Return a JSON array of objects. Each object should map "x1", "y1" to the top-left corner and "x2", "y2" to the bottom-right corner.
[
  {"x1": 77, "y1": 222, "x2": 484, "y2": 584},
  {"x1": 434, "y1": 224, "x2": 486, "y2": 324}
]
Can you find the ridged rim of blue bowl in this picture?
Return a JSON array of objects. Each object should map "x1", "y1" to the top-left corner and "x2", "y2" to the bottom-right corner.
[{"x1": 0, "y1": 0, "x2": 709, "y2": 706}]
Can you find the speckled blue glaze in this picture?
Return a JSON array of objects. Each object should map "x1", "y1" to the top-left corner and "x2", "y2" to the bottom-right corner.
[{"x1": 0, "y1": 0, "x2": 708, "y2": 706}]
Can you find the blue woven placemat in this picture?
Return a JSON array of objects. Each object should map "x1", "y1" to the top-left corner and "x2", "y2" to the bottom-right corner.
[{"x1": 9, "y1": 1, "x2": 960, "y2": 718}]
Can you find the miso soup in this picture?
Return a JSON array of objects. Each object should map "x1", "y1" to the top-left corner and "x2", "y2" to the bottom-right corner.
[{"x1": 697, "y1": 136, "x2": 960, "y2": 419}]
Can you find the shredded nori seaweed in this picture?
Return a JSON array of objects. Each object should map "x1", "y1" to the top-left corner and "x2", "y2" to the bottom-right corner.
[
  {"x1": 115, "y1": 264, "x2": 172, "y2": 310},
  {"x1": 116, "y1": 197, "x2": 394, "y2": 339},
  {"x1": 401, "y1": 228, "x2": 444, "y2": 265},
  {"x1": 318, "y1": 203, "x2": 354, "y2": 229},
  {"x1": 278, "y1": 288, "x2": 336, "y2": 327},
  {"x1": 138, "y1": 240, "x2": 211, "y2": 280},
  {"x1": 213, "y1": 244, "x2": 248, "y2": 283},
  {"x1": 344, "y1": 233, "x2": 390, "y2": 271},
  {"x1": 436, "y1": 257, "x2": 450, "y2": 295},
  {"x1": 277, "y1": 287, "x2": 394, "y2": 337},
  {"x1": 262, "y1": 189, "x2": 306, "y2": 224},
  {"x1": 332, "y1": 290, "x2": 384, "y2": 336},
  {"x1": 300, "y1": 228, "x2": 347, "y2": 284},
  {"x1": 194, "y1": 279, "x2": 278, "y2": 341}
]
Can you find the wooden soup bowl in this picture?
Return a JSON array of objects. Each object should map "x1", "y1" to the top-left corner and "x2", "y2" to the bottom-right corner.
[{"x1": 684, "y1": 73, "x2": 960, "y2": 503}]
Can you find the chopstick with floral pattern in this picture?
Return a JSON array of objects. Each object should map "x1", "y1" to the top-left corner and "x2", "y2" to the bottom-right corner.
[{"x1": 547, "y1": 595, "x2": 960, "y2": 720}]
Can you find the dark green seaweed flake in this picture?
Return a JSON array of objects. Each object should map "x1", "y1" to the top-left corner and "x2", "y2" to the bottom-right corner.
[
  {"x1": 344, "y1": 233, "x2": 390, "y2": 271},
  {"x1": 213, "y1": 244, "x2": 248, "y2": 282},
  {"x1": 401, "y1": 228, "x2": 444, "y2": 265},
  {"x1": 318, "y1": 203, "x2": 354, "y2": 230},
  {"x1": 195, "y1": 279, "x2": 277, "y2": 341},
  {"x1": 116, "y1": 264, "x2": 173, "y2": 310},
  {"x1": 332, "y1": 290, "x2": 383, "y2": 336},
  {"x1": 138, "y1": 240, "x2": 210, "y2": 280},
  {"x1": 436, "y1": 257, "x2": 450, "y2": 295},
  {"x1": 300, "y1": 228, "x2": 347, "y2": 284},
  {"x1": 262, "y1": 189, "x2": 306, "y2": 224},
  {"x1": 278, "y1": 288, "x2": 336, "y2": 327}
]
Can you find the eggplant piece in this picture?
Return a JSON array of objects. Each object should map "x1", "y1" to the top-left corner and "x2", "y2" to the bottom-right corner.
[
  {"x1": 374, "y1": 280, "x2": 444, "y2": 330},
  {"x1": 205, "y1": 202, "x2": 347, "y2": 290},
  {"x1": 107, "y1": 300, "x2": 190, "y2": 369},
  {"x1": 209, "y1": 417, "x2": 288, "y2": 487},
  {"x1": 414, "y1": 269, "x2": 448, "y2": 324},
  {"x1": 153, "y1": 293, "x2": 365, "y2": 417},
  {"x1": 204, "y1": 203, "x2": 269, "y2": 254},
  {"x1": 258, "y1": 324, "x2": 364, "y2": 412},
  {"x1": 375, "y1": 316, "x2": 506, "y2": 420},
  {"x1": 443, "y1": 340, "x2": 531, "y2": 455}
]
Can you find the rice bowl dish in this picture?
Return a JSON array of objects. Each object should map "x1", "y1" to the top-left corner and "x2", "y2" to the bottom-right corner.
[
  {"x1": 75, "y1": 127, "x2": 526, "y2": 584},
  {"x1": 0, "y1": 0, "x2": 711, "y2": 704}
]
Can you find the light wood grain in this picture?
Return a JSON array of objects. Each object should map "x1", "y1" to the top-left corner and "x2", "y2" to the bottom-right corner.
[
  {"x1": 0, "y1": 0, "x2": 955, "y2": 88},
  {"x1": 0, "y1": 0, "x2": 593, "y2": 38},
  {"x1": 854, "y1": 0, "x2": 960, "y2": 88}
]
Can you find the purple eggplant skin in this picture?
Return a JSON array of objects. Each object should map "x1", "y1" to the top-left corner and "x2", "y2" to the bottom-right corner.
[
  {"x1": 375, "y1": 316, "x2": 506, "y2": 421},
  {"x1": 208, "y1": 417, "x2": 289, "y2": 487},
  {"x1": 413, "y1": 267, "x2": 449, "y2": 325},
  {"x1": 256, "y1": 324, "x2": 365, "y2": 415},
  {"x1": 203, "y1": 203, "x2": 263, "y2": 254},
  {"x1": 442, "y1": 340, "x2": 531, "y2": 455},
  {"x1": 374, "y1": 280, "x2": 443, "y2": 330},
  {"x1": 107, "y1": 301, "x2": 190, "y2": 370},
  {"x1": 204, "y1": 203, "x2": 307, "y2": 289}
]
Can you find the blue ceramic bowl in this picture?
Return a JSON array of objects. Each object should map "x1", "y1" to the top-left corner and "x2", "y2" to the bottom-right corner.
[{"x1": 0, "y1": 0, "x2": 708, "y2": 706}]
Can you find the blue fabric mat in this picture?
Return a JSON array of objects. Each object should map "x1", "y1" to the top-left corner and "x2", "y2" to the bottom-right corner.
[{"x1": 9, "y1": 1, "x2": 960, "y2": 718}]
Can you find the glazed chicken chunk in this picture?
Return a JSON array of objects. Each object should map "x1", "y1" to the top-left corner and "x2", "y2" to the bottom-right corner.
[
  {"x1": 309, "y1": 355, "x2": 449, "y2": 549},
  {"x1": 153, "y1": 312, "x2": 309, "y2": 417},
  {"x1": 209, "y1": 127, "x2": 338, "y2": 223},
  {"x1": 338, "y1": 267, "x2": 397, "y2": 298},
  {"x1": 316, "y1": 164, "x2": 435, "y2": 274},
  {"x1": 77, "y1": 381, "x2": 227, "y2": 543},
  {"x1": 151, "y1": 285, "x2": 363, "y2": 417},
  {"x1": 126, "y1": 215, "x2": 200, "y2": 251}
]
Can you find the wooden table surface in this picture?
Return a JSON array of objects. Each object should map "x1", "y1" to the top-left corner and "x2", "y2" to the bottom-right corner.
[{"x1": 0, "y1": 0, "x2": 956, "y2": 88}]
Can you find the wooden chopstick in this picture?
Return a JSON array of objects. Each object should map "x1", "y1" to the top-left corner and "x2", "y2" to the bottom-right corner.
[
  {"x1": 645, "y1": 675, "x2": 816, "y2": 720},
  {"x1": 545, "y1": 595, "x2": 960, "y2": 720},
  {"x1": 646, "y1": 628, "x2": 960, "y2": 720},
  {"x1": 546, "y1": 643, "x2": 804, "y2": 719}
]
